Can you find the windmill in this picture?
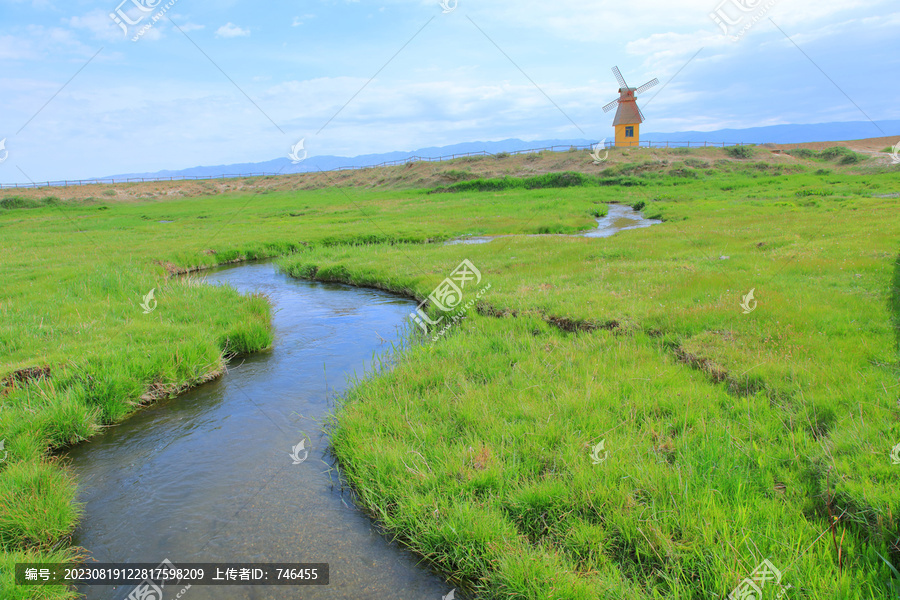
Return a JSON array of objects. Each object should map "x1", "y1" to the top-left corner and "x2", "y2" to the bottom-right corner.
[{"x1": 602, "y1": 66, "x2": 659, "y2": 147}]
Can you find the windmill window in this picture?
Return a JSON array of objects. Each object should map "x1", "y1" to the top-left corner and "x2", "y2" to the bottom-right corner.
[{"x1": 625, "y1": 126, "x2": 634, "y2": 138}]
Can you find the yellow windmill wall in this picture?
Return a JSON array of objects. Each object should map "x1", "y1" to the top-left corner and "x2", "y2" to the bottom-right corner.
[{"x1": 615, "y1": 123, "x2": 640, "y2": 147}]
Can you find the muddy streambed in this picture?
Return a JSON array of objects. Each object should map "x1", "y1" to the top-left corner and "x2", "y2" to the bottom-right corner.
[{"x1": 65, "y1": 262, "x2": 453, "y2": 600}]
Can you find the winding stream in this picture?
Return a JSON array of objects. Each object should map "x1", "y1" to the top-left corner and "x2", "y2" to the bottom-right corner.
[
  {"x1": 64, "y1": 210, "x2": 661, "y2": 599},
  {"x1": 65, "y1": 262, "x2": 451, "y2": 600}
]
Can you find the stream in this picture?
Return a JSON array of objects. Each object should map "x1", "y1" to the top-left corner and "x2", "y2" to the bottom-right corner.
[
  {"x1": 445, "y1": 203, "x2": 661, "y2": 245},
  {"x1": 65, "y1": 262, "x2": 452, "y2": 600},
  {"x1": 63, "y1": 207, "x2": 661, "y2": 599}
]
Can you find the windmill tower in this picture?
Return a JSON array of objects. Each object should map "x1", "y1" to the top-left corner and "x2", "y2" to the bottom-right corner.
[{"x1": 602, "y1": 66, "x2": 659, "y2": 147}]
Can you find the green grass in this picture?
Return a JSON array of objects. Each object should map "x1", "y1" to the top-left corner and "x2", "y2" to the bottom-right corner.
[
  {"x1": 431, "y1": 171, "x2": 645, "y2": 194},
  {"x1": 1, "y1": 161, "x2": 898, "y2": 598}
]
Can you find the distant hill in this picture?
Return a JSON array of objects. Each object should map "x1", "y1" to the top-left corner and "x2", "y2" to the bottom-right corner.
[
  {"x1": 99, "y1": 119, "x2": 900, "y2": 180},
  {"x1": 644, "y1": 120, "x2": 899, "y2": 145}
]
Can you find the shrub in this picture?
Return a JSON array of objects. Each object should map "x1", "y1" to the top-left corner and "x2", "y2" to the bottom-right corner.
[
  {"x1": 0, "y1": 196, "x2": 42, "y2": 209},
  {"x1": 429, "y1": 172, "x2": 645, "y2": 194},
  {"x1": 441, "y1": 170, "x2": 474, "y2": 182},
  {"x1": 725, "y1": 145, "x2": 754, "y2": 159},
  {"x1": 787, "y1": 148, "x2": 816, "y2": 159},
  {"x1": 632, "y1": 200, "x2": 646, "y2": 211},
  {"x1": 526, "y1": 172, "x2": 590, "y2": 188},
  {"x1": 819, "y1": 146, "x2": 862, "y2": 164},
  {"x1": 494, "y1": 152, "x2": 511, "y2": 159},
  {"x1": 668, "y1": 167, "x2": 698, "y2": 178},
  {"x1": 596, "y1": 176, "x2": 645, "y2": 187}
]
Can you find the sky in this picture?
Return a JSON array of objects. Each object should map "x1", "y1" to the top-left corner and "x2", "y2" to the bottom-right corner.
[{"x1": 0, "y1": 0, "x2": 897, "y2": 183}]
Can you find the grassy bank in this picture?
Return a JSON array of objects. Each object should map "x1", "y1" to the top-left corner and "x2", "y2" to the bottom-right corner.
[
  {"x1": 278, "y1": 172, "x2": 899, "y2": 598},
  {"x1": 1, "y1": 149, "x2": 898, "y2": 598}
]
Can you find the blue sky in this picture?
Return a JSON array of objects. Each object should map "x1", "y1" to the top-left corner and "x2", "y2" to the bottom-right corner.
[{"x1": 0, "y1": 0, "x2": 897, "y2": 182}]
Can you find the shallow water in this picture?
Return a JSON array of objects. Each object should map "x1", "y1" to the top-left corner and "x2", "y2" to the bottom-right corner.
[
  {"x1": 582, "y1": 203, "x2": 662, "y2": 238},
  {"x1": 445, "y1": 203, "x2": 660, "y2": 245},
  {"x1": 65, "y1": 262, "x2": 455, "y2": 600}
]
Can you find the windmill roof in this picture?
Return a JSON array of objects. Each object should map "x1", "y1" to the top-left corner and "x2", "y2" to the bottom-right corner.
[{"x1": 613, "y1": 100, "x2": 643, "y2": 126}]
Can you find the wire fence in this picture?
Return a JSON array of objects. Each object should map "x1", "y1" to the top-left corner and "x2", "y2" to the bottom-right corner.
[{"x1": 0, "y1": 140, "x2": 750, "y2": 190}]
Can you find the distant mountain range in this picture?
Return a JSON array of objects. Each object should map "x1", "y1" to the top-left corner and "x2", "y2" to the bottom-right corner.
[{"x1": 99, "y1": 119, "x2": 900, "y2": 181}]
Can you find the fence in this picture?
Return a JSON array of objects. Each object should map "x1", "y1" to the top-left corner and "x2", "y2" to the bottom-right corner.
[
  {"x1": 0, "y1": 172, "x2": 284, "y2": 190},
  {"x1": 0, "y1": 141, "x2": 750, "y2": 190}
]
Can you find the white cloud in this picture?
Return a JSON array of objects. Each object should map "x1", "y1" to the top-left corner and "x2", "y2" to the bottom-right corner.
[
  {"x1": 216, "y1": 23, "x2": 250, "y2": 38},
  {"x1": 292, "y1": 14, "x2": 315, "y2": 26},
  {"x1": 66, "y1": 10, "x2": 125, "y2": 42},
  {"x1": 0, "y1": 35, "x2": 41, "y2": 60},
  {"x1": 465, "y1": 0, "x2": 887, "y2": 46}
]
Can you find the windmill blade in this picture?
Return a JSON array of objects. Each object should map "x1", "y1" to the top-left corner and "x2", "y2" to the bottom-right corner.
[
  {"x1": 602, "y1": 98, "x2": 620, "y2": 113},
  {"x1": 634, "y1": 78, "x2": 659, "y2": 95},
  {"x1": 611, "y1": 66, "x2": 627, "y2": 89},
  {"x1": 637, "y1": 105, "x2": 647, "y2": 122}
]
